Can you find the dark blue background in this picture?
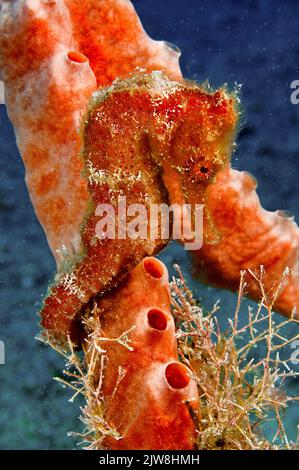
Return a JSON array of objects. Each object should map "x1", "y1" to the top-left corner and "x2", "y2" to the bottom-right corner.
[{"x1": 0, "y1": 0, "x2": 298, "y2": 449}]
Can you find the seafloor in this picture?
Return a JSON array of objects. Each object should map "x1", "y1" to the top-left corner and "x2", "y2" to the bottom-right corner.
[{"x1": 0, "y1": 0, "x2": 298, "y2": 449}]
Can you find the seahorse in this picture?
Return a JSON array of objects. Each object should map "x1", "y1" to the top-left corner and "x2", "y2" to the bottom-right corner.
[
  {"x1": 90, "y1": 257, "x2": 199, "y2": 450},
  {"x1": 0, "y1": 0, "x2": 181, "y2": 264}
]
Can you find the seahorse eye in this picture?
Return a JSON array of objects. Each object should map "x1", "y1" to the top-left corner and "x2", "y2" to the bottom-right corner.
[{"x1": 190, "y1": 160, "x2": 214, "y2": 183}]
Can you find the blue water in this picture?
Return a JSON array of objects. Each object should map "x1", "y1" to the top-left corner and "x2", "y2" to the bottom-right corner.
[{"x1": 0, "y1": 0, "x2": 298, "y2": 449}]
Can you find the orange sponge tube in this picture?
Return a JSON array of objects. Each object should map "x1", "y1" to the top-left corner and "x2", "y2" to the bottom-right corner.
[{"x1": 193, "y1": 168, "x2": 299, "y2": 318}]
